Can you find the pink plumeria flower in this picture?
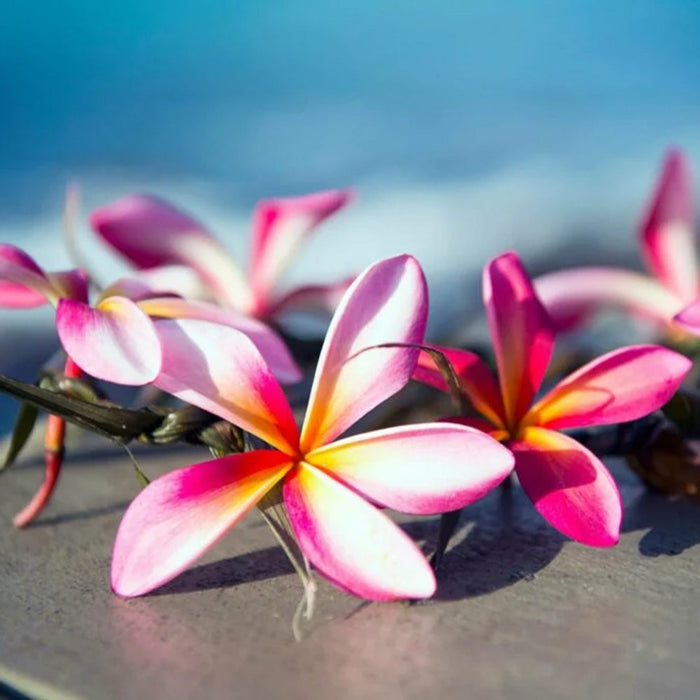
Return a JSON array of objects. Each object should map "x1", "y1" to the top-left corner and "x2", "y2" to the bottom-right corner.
[
  {"x1": 535, "y1": 148, "x2": 697, "y2": 334},
  {"x1": 0, "y1": 244, "x2": 90, "y2": 525},
  {"x1": 109, "y1": 255, "x2": 514, "y2": 599},
  {"x1": 90, "y1": 189, "x2": 354, "y2": 320},
  {"x1": 415, "y1": 251, "x2": 691, "y2": 546}
]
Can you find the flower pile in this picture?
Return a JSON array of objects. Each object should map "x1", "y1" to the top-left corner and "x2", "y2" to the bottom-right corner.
[{"x1": 0, "y1": 150, "x2": 698, "y2": 619}]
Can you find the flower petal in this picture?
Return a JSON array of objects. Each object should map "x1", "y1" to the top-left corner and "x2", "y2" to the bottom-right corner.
[
  {"x1": 90, "y1": 194, "x2": 254, "y2": 311},
  {"x1": 267, "y1": 277, "x2": 355, "y2": 318},
  {"x1": 639, "y1": 148, "x2": 697, "y2": 302},
  {"x1": 524, "y1": 345, "x2": 691, "y2": 430},
  {"x1": 673, "y1": 298, "x2": 700, "y2": 336},
  {"x1": 299, "y1": 255, "x2": 428, "y2": 452},
  {"x1": 483, "y1": 252, "x2": 554, "y2": 427},
  {"x1": 112, "y1": 450, "x2": 292, "y2": 597},
  {"x1": 512, "y1": 427, "x2": 621, "y2": 546},
  {"x1": 413, "y1": 345, "x2": 506, "y2": 427},
  {"x1": 0, "y1": 244, "x2": 56, "y2": 307},
  {"x1": 306, "y1": 422, "x2": 513, "y2": 514},
  {"x1": 283, "y1": 462, "x2": 435, "y2": 600},
  {"x1": 103, "y1": 265, "x2": 209, "y2": 302},
  {"x1": 46, "y1": 269, "x2": 89, "y2": 304},
  {"x1": 249, "y1": 189, "x2": 352, "y2": 310},
  {"x1": 56, "y1": 297, "x2": 161, "y2": 385},
  {"x1": 138, "y1": 297, "x2": 302, "y2": 383},
  {"x1": 153, "y1": 319, "x2": 299, "y2": 454},
  {"x1": 534, "y1": 266, "x2": 683, "y2": 330}
]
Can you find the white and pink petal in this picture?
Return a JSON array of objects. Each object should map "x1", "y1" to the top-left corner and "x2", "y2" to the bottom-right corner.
[
  {"x1": 56, "y1": 296, "x2": 162, "y2": 385},
  {"x1": 306, "y1": 422, "x2": 513, "y2": 514},
  {"x1": 283, "y1": 462, "x2": 436, "y2": 600},
  {"x1": 112, "y1": 450, "x2": 292, "y2": 597},
  {"x1": 300, "y1": 255, "x2": 428, "y2": 452}
]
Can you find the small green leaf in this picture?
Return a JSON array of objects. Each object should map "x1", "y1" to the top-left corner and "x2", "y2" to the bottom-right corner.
[
  {"x1": 1, "y1": 402, "x2": 39, "y2": 472},
  {"x1": 122, "y1": 444, "x2": 150, "y2": 488}
]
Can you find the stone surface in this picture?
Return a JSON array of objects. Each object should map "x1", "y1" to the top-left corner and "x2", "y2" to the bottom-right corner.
[{"x1": 1, "y1": 434, "x2": 700, "y2": 699}]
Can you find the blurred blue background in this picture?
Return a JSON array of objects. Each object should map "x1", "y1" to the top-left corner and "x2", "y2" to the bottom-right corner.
[{"x1": 0, "y1": 1, "x2": 699, "y2": 363}]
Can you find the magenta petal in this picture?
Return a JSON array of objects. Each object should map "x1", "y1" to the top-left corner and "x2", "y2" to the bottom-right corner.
[
  {"x1": 112, "y1": 450, "x2": 292, "y2": 597},
  {"x1": 249, "y1": 189, "x2": 352, "y2": 307},
  {"x1": 153, "y1": 319, "x2": 299, "y2": 453},
  {"x1": 534, "y1": 266, "x2": 683, "y2": 331},
  {"x1": 283, "y1": 463, "x2": 436, "y2": 600},
  {"x1": 0, "y1": 244, "x2": 56, "y2": 307},
  {"x1": 56, "y1": 297, "x2": 161, "y2": 385},
  {"x1": 299, "y1": 255, "x2": 428, "y2": 452},
  {"x1": 512, "y1": 427, "x2": 621, "y2": 547},
  {"x1": 525, "y1": 345, "x2": 691, "y2": 430},
  {"x1": 138, "y1": 297, "x2": 302, "y2": 383},
  {"x1": 483, "y1": 252, "x2": 554, "y2": 428},
  {"x1": 674, "y1": 298, "x2": 700, "y2": 336},
  {"x1": 413, "y1": 345, "x2": 506, "y2": 427},
  {"x1": 91, "y1": 194, "x2": 253, "y2": 311},
  {"x1": 306, "y1": 422, "x2": 513, "y2": 514},
  {"x1": 639, "y1": 148, "x2": 698, "y2": 302}
]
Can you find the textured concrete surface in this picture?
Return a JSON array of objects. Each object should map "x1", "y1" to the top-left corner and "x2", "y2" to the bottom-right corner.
[{"x1": 1, "y1": 432, "x2": 700, "y2": 700}]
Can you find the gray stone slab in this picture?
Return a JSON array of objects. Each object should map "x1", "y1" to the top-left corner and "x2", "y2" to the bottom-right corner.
[{"x1": 1, "y1": 434, "x2": 700, "y2": 700}]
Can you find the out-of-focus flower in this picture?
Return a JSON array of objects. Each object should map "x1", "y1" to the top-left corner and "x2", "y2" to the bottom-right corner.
[
  {"x1": 534, "y1": 149, "x2": 697, "y2": 333},
  {"x1": 109, "y1": 255, "x2": 514, "y2": 599},
  {"x1": 415, "y1": 251, "x2": 691, "y2": 546},
  {"x1": 90, "y1": 189, "x2": 354, "y2": 320}
]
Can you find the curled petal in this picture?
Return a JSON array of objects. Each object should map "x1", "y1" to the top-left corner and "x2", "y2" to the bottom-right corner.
[
  {"x1": 534, "y1": 266, "x2": 683, "y2": 331},
  {"x1": 154, "y1": 319, "x2": 299, "y2": 454},
  {"x1": 674, "y1": 298, "x2": 700, "y2": 336},
  {"x1": 267, "y1": 277, "x2": 355, "y2": 318},
  {"x1": 112, "y1": 451, "x2": 292, "y2": 597},
  {"x1": 484, "y1": 252, "x2": 554, "y2": 428},
  {"x1": 524, "y1": 345, "x2": 691, "y2": 430},
  {"x1": 306, "y1": 422, "x2": 513, "y2": 514},
  {"x1": 0, "y1": 244, "x2": 56, "y2": 307},
  {"x1": 283, "y1": 462, "x2": 435, "y2": 600},
  {"x1": 138, "y1": 297, "x2": 302, "y2": 383},
  {"x1": 90, "y1": 194, "x2": 253, "y2": 311},
  {"x1": 413, "y1": 345, "x2": 506, "y2": 427},
  {"x1": 512, "y1": 427, "x2": 621, "y2": 547},
  {"x1": 46, "y1": 269, "x2": 89, "y2": 304},
  {"x1": 300, "y1": 255, "x2": 428, "y2": 452},
  {"x1": 103, "y1": 265, "x2": 209, "y2": 302},
  {"x1": 249, "y1": 189, "x2": 352, "y2": 308},
  {"x1": 639, "y1": 149, "x2": 697, "y2": 302},
  {"x1": 56, "y1": 297, "x2": 161, "y2": 385}
]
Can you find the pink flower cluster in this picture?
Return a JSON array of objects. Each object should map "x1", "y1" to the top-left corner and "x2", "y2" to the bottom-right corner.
[{"x1": 0, "y1": 150, "x2": 695, "y2": 603}]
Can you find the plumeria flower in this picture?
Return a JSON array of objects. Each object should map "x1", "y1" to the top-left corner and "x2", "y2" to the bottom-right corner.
[
  {"x1": 415, "y1": 251, "x2": 691, "y2": 546},
  {"x1": 90, "y1": 189, "x2": 354, "y2": 320},
  {"x1": 0, "y1": 244, "x2": 300, "y2": 525},
  {"x1": 0, "y1": 244, "x2": 89, "y2": 526},
  {"x1": 109, "y1": 255, "x2": 514, "y2": 599},
  {"x1": 534, "y1": 148, "x2": 697, "y2": 334}
]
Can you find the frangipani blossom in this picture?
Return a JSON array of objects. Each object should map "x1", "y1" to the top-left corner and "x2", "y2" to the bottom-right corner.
[
  {"x1": 0, "y1": 244, "x2": 90, "y2": 526},
  {"x1": 90, "y1": 189, "x2": 354, "y2": 320},
  {"x1": 415, "y1": 251, "x2": 691, "y2": 546},
  {"x1": 110, "y1": 255, "x2": 514, "y2": 600},
  {"x1": 534, "y1": 149, "x2": 697, "y2": 333}
]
